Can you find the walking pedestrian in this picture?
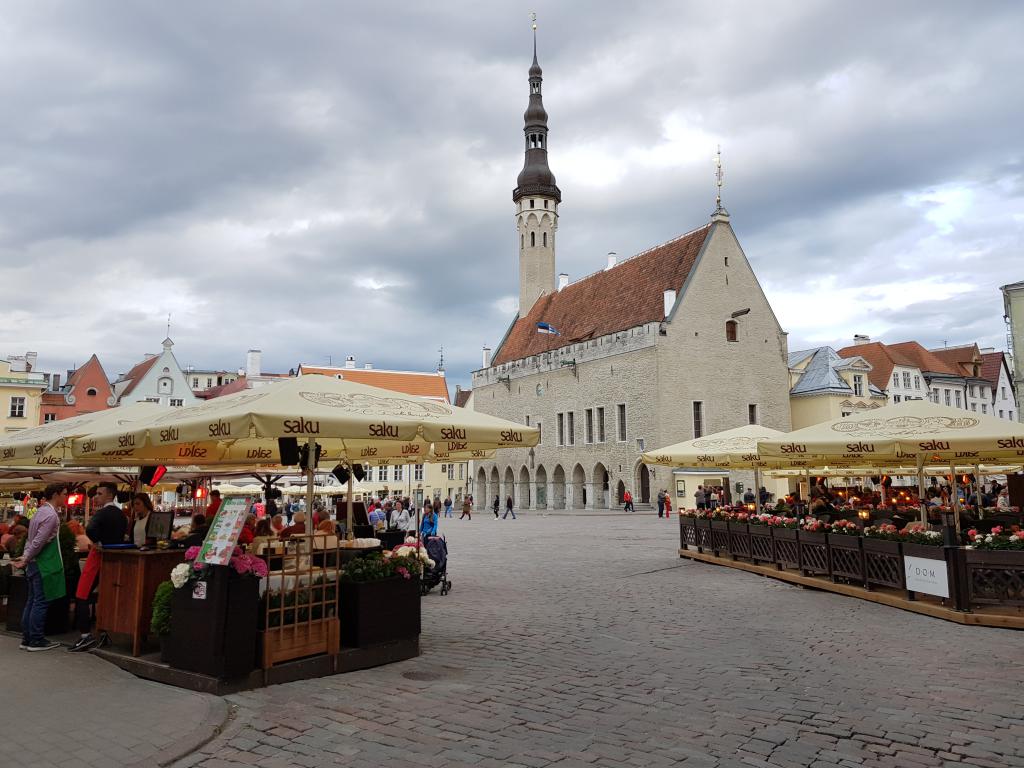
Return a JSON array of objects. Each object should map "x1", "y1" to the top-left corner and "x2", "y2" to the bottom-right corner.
[
  {"x1": 657, "y1": 489, "x2": 666, "y2": 518},
  {"x1": 492, "y1": 495, "x2": 500, "y2": 519},
  {"x1": 460, "y1": 496, "x2": 472, "y2": 520},
  {"x1": 12, "y1": 483, "x2": 67, "y2": 651},
  {"x1": 503, "y1": 495, "x2": 516, "y2": 519},
  {"x1": 664, "y1": 493, "x2": 672, "y2": 517},
  {"x1": 623, "y1": 489, "x2": 633, "y2": 512},
  {"x1": 695, "y1": 485, "x2": 706, "y2": 510},
  {"x1": 710, "y1": 487, "x2": 720, "y2": 509},
  {"x1": 443, "y1": 496, "x2": 453, "y2": 518}
]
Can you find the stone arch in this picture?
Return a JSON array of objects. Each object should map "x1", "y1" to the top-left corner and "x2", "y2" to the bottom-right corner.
[
  {"x1": 551, "y1": 465, "x2": 566, "y2": 509},
  {"x1": 526, "y1": 212, "x2": 539, "y2": 227},
  {"x1": 489, "y1": 466, "x2": 500, "y2": 509},
  {"x1": 534, "y1": 465, "x2": 548, "y2": 509},
  {"x1": 592, "y1": 462, "x2": 609, "y2": 509},
  {"x1": 616, "y1": 479, "x2": 627, "y2": 505},
  {"x1": 503, "y1": 465, "x2": 515, "y2": 508},
  {"x1": 518, "y1": 466, "x2": 531, "y2": 509},
  {"x1": 571, "y1": 463, "x2": 586, "y2": 509},
  {"x1": 476, "y1": 466, "x2": 487, "y2": 504},
  {"x1": 637, "y1": 464, "x2": 651, "y2": 504}
]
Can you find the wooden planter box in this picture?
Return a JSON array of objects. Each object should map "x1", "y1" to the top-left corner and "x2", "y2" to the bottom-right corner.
[
  {"x1": 710, "y1": 519, "x2": 731, "y2": 557},
  {"x1": 827, "y1": 534, "x2": 865, "y2": 585},
  {"x1": 964, "y1": 549, "x2": 1024, "y2": 608},
  {"x1": 798, "y1": 531, "x2": 830, "y2": 577},
  {"x1": 694, "y1": 518, "x2": 712, "y2": 553},
  {"x1": 679, "y1": 516, "x2": 697, "y2": 550},
  {"x1": 728, "y1": 521, "x2": 752, "y2": 561},
  {"x1": 863, "y1": 539, "x2": 904, "y2": 590},
  {"x1": 5, "y1": 574, "x2": 73, "y2": 636},
  {"x1": 339, "y1": 575, "x2": 420, "y2": 648},
  {"x1": 260, "y1": 617, "x2": 340, "y2": 668},
  {"x1": 772, "y1": 528, "x2": 800, "y2": 571},
  {"x1": 748, "y1": 525, "x2": 774, "y2": 564},
  {"x1": 166, "y1": 567, "x2": 259, "y2": 679},
  {"x1": 901, "y1": 542, "x2": 947, "y2": 602}
]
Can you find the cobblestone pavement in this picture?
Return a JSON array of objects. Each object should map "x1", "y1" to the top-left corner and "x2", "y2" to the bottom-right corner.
[
  {"x1": 0, "y1": 633, "x2": 225, "y2": 768},
  {"x1": 175, "y1": 513, "x2": 1024, "y2": 768}
]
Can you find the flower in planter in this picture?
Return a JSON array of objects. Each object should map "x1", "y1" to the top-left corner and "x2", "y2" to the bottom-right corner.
[
  {"x1": 864, "y1": 524, "x2": 901, "y2": 541},
  {"x1": 899, "y1": 523, "x2": 943, "y2": 546},
  {"x1": 801, "y1": 517, "x2": 826, "y2": 533},
  {"x1": 170, "y1": 562, "x2": 191, "y2": 589},
  {"x1": 828, "y1": 520, "x2": 860, "y2": 536},
  {"x1": 966, "y1": 526, "x2": 1024, "y2": 551},
  {"x1": 184, "y1": 546, "x2": 201, "y2": 562}
]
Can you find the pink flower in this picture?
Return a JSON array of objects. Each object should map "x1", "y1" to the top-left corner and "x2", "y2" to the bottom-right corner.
[
  {"x1": 193, "y1": 561, "x2": 204, "y2": 572},
  {"x1": 396, "y1": 566, "x2": 410, "y2": 580},
  {"x1": 251, "y1": 558, "x2": 269, "y2": 578},
  {"x1": 229, "y1": 556, "x2": 248, "y2": 574},
  {"x1": 233, "y1": 546, "x2": 243, "y2": 557},
  {"x1": 184, "y1": 546, "x2": 200, "y2": 561}
]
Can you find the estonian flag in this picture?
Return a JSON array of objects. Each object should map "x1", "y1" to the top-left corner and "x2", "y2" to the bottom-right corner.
[{"x1": 536, "y1": 322, "x2": 560, "y2": 335}]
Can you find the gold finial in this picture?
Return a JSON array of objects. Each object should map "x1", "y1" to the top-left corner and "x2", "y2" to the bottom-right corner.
[
  {"x1": 531, "y1": 11, "x2": 537, "y2": 31},
  {"x1": 714, "y1": 144, "x2": 724, "y2": 210}
]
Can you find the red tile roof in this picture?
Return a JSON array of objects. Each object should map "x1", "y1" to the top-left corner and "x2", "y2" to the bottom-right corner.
[
  {"x1": 929, "y1": 345, "x2": 981, "y2": 377},
  {"x1": 454, "y1": 389, "x2": 472, "y2": 408},
  {"x1": 837, "y1": 340, "x2": 962, "y2": 390},
  {"x1": 196, "y1": 376, "x2": 250, "y2": 400},
  {"x1": 298, "y1": 366, "x2": 450, "y2": 403},
  {"x1": 885, "y1": 341, "x2": 959, "y2": 376},
  {"x1": 117, "y1": 355, "x2": 158, "y2": 397},
  {"x1": 980, "y1": 351, "x2": 1007, "y2": 387},
  {"x1": 492, "y1": 224, "x2": 711, "y2": 365},
  {"x1": 836, "y1": 342, "x2": 898, "y2": 391}
]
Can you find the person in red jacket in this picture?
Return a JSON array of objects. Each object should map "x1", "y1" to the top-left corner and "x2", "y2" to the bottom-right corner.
[
  {"x1": 623, "y1": 489, "x2": 634, "y2": 512},
  {"x1": 237, "y1": 514, "x2": 256, "y2": 545}
]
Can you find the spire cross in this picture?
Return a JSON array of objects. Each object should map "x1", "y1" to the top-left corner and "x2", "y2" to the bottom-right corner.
[
  {"x1": 714, "y1": 145, "x2": 724, "y2": 209},
  {"x1": 166, "y1": 313, "x2": 172, "y2": 338}
]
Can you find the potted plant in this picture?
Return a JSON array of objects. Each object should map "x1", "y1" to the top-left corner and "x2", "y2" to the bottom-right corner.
[
  {"x1": 679, "y1": 510, "x2": 698, "y2": 551},
  {"x1": 338, "y1": 544, "x2": 425, "y2": 648},
  {"x1": 727, "y1": 512, "x2": 752, "y2": 561},
  {"x1": 963, "y1": 527, "x2": 1024, "y2": 608},
  {"x1": 746, "y1": 513, "x2": 775, "y2": 564},
  {"x1": 899, "y1": 523, "x2": 947, "y2": 602},
  {"x1": 709, "y1": 510, "x2": 732, "y2": 557},
  {"x1": 798, "y1": 517, "x2": 829, "y2": 577},
  {"x1": 862, "y1": 524, "x2": 904, "y2": 590},
  {"x1": 165, "y1": 546, "x2": 266, "y2": 679},
  {"x1": 150, "y1": 580, "x2": 174, "y2": 661},
  {"x1": 767, "y1": 515, "x2": 800, "y2": 571},
  {"x1": 826, "y1": 520, "x2": 864, "y2": 585}
]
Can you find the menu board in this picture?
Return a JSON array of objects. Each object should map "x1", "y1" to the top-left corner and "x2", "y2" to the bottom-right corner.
[{"x1": 197, "y1": 498, "x2": 248, "y2": 566}]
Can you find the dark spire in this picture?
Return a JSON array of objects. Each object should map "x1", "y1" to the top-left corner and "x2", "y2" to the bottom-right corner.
[{"x1": 513, "y1": 29, "x2": 560, "y2": 203}]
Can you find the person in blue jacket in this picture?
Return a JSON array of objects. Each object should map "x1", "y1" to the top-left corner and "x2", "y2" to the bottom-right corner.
[{"x1": 420, "y1": 508, "x2": 438, "y2": 538}]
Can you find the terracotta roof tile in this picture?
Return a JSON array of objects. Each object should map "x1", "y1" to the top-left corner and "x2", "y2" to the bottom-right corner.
[
  {"x1": 196, "y1": 376, "x2": 250, "y2": 400},
  {"x1": 492, "y1": 224, "x2": 711, "y2": 365},
  {"x1": 980, "y1": 351, "x2": 1006, "y2": 387},
  {"x1": 835, "y1": 342, "x2": 897, "y2": 391},
  {"x1": 117, "y1": 355, "x2": 158, "y2": 398},
  {"x1": 887, "y1": 341, "x2": 960, "y2": 375},
  {"x1": 299, "y1": 366, "x2": 450, "y2": 403},
  {"x1": 929, "y1": 345, "x2": 981, "y2": 377}
]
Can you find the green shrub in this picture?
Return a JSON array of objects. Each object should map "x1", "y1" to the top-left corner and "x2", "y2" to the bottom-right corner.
[{"x1": 150, "y1": 580, "x2": 174, "y2": 636}]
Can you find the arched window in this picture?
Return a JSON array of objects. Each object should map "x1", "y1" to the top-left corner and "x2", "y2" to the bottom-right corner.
[
  {"x1": 520, "y1": 234, "x2": 524, "y2": 249},
  {"x1": 726, "y1": 320, "x2": 738, "y2": 342},
  {"x1": 86, "y1": 387, "x2": 98, "y2": 397},
  {"x1": 542, "y1": 232, "x2": 547, "y2": 247},
  {"x1": 530, "y1": 232, "x2": 536, "y2": 247}
]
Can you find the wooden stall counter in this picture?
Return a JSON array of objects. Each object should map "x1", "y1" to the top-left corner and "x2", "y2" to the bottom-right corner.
[{"x1": 96, "y1": 549, "x2": 185, "y2": 656}]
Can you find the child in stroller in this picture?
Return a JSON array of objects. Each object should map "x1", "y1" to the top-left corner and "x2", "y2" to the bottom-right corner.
[{"x1": 421, "y1": 535, "x2": 451, "y2": 595}]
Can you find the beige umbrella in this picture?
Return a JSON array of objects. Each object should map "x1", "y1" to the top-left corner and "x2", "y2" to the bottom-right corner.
[
  {"x1": 642, "y1": 424, "x2": 790, "y2": 513},
  {"x1": 0, "y1": 402, "x2": 163, "y2": 467},
  {"x1": 69, "y1": 374, "x2": 537, "y2": 537},
  {"x1": 758, "y1": 400, "x2": 1024, "y2": 527}
]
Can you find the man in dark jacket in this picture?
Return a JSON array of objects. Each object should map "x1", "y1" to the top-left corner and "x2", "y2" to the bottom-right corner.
[{"x1": 70, "y1": 482, "x2": 128, "y2": 652}]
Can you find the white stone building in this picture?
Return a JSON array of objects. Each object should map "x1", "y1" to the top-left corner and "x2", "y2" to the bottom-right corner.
[
  {"x1": 981, "y1": 349, "x2": 1018, "y2": 421},
  {"x1": 113, "y1": 337, "x2": 198, "y2": 408},
  {"x1": 468, "y1": 41, "x2": 792, "y2": 509}
]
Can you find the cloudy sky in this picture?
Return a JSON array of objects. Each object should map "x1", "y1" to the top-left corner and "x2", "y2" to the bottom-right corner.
[{"x1": 1, "y1": 1, "x2": 1021, "y2": 392}]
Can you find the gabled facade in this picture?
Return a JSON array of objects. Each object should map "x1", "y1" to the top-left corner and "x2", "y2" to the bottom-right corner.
[
  {"x1": 39, "y1": 354, "x2": 116, "y2": 423},
  {"x1": 0, "y1": 353, "x2": 46, "y2": 435},
  {"x1": 113, "y1": 338, "x2": 198, "y2": 408},
  {"x1": 981, "y1": 350, "x2": 1018, "y2": 421},
  {"x1": 469, "y1": 37, "x2": 791, "y2": 509},
  {"x1": 929, "y1": 344, "x2": 991, "y2": 414},
  {"x1": 788, "y1": 347, "x2": 886, "y2": 429},
  {"x1": 835, "y1": 338, "x2": 928, "y2": 404}
]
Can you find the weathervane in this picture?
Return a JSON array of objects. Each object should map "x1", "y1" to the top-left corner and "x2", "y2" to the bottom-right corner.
[
  {"x1": 531, "y1": 11, "x2": 537, "y2": 31},
  {"x1": 714, "y1": 145, "x2": 724, "y2": 211},
  {"x1": 438, "y1": 345, "x2": 445, "y2": 372},
  {"x1": 166, "y1": 312, "x2": 172, "y2": 338}
]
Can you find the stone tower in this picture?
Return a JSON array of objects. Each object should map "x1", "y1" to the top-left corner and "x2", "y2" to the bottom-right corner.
[{"x1": 513, "y1": 34, "x2": 561, "y2": 315}]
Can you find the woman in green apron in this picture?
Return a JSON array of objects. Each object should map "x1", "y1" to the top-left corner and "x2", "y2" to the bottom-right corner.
[{"x1": 12, "y1": 483, "x2": 67, "y2": 651}]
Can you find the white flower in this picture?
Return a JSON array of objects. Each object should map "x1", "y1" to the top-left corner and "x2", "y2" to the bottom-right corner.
[{"x1": 170, "y1": 563, "x2": 191, "y2": 589}]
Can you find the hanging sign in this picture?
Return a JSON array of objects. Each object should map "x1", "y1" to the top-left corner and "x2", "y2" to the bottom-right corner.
[
  {"x1": 197, "y1": 497, "x2": 248, "y2": 566},
  {"x1": 904, "y1": 555, "x2": 949, "y2": 598}
]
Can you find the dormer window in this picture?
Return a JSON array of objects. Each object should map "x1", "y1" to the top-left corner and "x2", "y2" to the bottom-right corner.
[{"x1": 86, "y1": 387, "x2": 97, "y2": 397}]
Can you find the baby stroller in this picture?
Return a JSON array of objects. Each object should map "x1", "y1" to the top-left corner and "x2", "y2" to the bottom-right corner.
[{"x1": 421, "y1": 535, "x2": 451, "y2": 596}]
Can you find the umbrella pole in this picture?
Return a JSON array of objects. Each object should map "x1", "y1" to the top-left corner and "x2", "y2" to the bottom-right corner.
[
  {"x1": 973, "y1": 463, "x2": 981, "y2": 516},
  {"x1": 916, "y1": 456, "x2": 927, "y2": 524},
  {"x1": 753, "y1": 468, "x2": 761, "y2": 515},
  {"x1": 346, "y1": 468, "x2": 354, "y2": 541},
  {"x1": 804, "y1": 468, "x2": 811, "y2": 516},
  {"x1": 305, "y1": 437, "x2": 315, "y2": 523},
  {"x1": 949, "y1": 463, "x2": 961, "y2": 542}
]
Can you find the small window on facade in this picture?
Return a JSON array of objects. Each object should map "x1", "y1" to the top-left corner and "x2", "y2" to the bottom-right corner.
[
  {"x1": 531, "y1": 232, "x2": 536, "y2": 247},
  {"x1": 726, "y1": 320, "x2": 738, "y2": 342},
  {"x1": 693, "y1": 401, "x2": 704, "y2": 438},
  {"x1": 596, "y1": 407, "x2": 605, "y2": 442},
  {"x1": 724, "y1": 257, "x2": 729, "y2": 266},
  {"x1": 567, "y1": 412, "x2": 575, "y2": 445},
  {"x1": 86, "y1": 387, "x2": 97, "y2": 396},
  {"x1": 520, "y1": 234, "x2": 524, "y2": 249},
  {"x1": 557, "y1": 413, "x2": 564, "y2": 446},
  {"x1": 44, "y1": 413, "x2": 57, "y2": 423},
  {"x1": 530, "y1": 200, "x2": 535, "y2": 209},
  {"x1": 748, "y1": 404, "x2": 758, "y2": 425},
  {"x1": 853, "y1": 375, "x2": 864, "y2": 397},
  {"x1": 617, "y1": 404, "x2": 627, "y2": 441},
  {"x1": 543, "y1": 200, "x2": 548, "y2": 209},
  {"x1": 542, "y1": 232, "x2": 547, "y2": 247}
]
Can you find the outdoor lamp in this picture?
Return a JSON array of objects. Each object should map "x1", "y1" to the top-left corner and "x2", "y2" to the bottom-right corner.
[{"x1": 858, "y1": 509, "x2": 871, "y2": 520}]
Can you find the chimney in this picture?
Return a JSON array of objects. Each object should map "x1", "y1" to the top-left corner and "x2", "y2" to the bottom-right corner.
[
  {"x1": 558, "y1": 273, "x2": 569, "y2": 291},
  {"x1": 51, "y1": 373, "x2": 61, "y2": 391},
  {"x1": 853, "y1": 334, "x2": 871, "y2": 345},
  {"x1": 663, "y1": 289, "x2": 676, "y2": 318},
  {"x1": 345, "y1": 355, "x2": 356, "y2": 369},
  {"x1": 363, "y1": 363, "x2": 373, "y2": 370},
  {"x1": 482, "y1": 346, "x2": 492, "y2": 368},
  {"x1": 25, "y1": 351, "x2": 37, "y2": 372},
  {"x1": 245, "y1": 349, "x2": 262, "y2": 378},
  {"x1": 980, "y1": 346, "x2": 995, "y2": 353},
  {"x1": 605, "y1": 252, "x2": 617, "y2": 271}
]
